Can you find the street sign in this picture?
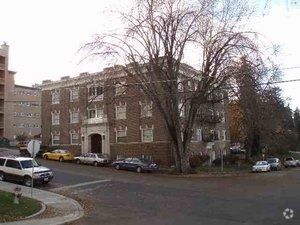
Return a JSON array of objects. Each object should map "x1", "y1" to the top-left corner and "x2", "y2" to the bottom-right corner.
[{"x1": 27, "y1": 140, "x2": 40, "y2": 158}]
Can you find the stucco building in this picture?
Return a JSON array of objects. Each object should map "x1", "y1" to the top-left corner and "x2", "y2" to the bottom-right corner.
[{"x1": 0, "y1": 42, "x2": 41, "y2": 142}]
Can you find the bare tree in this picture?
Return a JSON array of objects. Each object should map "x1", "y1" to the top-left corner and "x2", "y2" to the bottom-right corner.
[{"x1": 81, "y1": 0, "x2": 262, "y2": 173}]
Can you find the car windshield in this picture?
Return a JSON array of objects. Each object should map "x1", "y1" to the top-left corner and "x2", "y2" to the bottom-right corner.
[
  {"x1": 20, "y1": 159, "x2": 39, "y2": 168},
  {"x1": 267, "y1": 159, "x2": 276, "y2": 163},
  {"x1": 256, "y1": 161, "x2": 266, "y2": 165}
]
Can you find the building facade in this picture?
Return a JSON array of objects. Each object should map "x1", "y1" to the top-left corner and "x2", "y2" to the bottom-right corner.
[
  {"x1": 7, "y1": 85, "x2": 41, "y2": 141},
  {"x1": 0, "y1": 42, "x2": 41, "y2": 142},
  {"x1": 0, "y1": 42, "x2": 9, "y2": 138},
  {"x1": 39, "y1": 64, "x2": 230, "y2": 166}
]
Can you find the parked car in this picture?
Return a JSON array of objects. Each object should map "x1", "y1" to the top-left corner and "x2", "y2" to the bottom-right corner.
[
  {"x1": 111, "y1": 157, "x2": 159, "y2": 173},
  {"x1": 266, "y1": 158, "x2": 282, "y2": 171},
  {"x1": 74, "y1": 153, "x2": 111, "y2": 166},
  {"x1": 283, "y1": 157, "x2": 298, "y2": 168},
  {"x1": 43, "y1": 149, "x2": 74, "y2": 162},
  {"x1": 0, "y1": 156, "x2": 54, "y2": 186},
  {"x1": 252, "y1": 161, "x2": 270, "y2": 172}
]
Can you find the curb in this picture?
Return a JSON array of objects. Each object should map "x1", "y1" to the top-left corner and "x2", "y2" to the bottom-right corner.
[{"x1": 24, "y1": 202, "x2": 46, "y2": 219}]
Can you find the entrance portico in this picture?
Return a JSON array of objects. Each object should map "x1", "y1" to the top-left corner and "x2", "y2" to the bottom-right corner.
[{"x1": 81, "y1": 124, "x2": 110, "y2": 155}]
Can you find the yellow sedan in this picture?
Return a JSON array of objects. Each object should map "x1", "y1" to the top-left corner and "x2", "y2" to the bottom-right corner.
[{"x1": 43, "y1": 149, "x2": 74, "y2": 162}]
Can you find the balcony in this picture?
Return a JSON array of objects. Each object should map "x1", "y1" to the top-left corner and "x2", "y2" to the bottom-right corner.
[
  {"x1": 82, "y1": 117, "x2": 108, "y2": 125},
  {"x1": 197, "y1": 114, "x2": 222, "y2": 124},
  {"x1": 202, "y1": 133, "x2": 219, "y2": 142}
]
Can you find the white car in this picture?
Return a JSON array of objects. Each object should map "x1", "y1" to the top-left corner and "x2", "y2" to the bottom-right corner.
[
  {"x1": 283, "y1": 157, "x2": 298, "y2": 168},
  {"x1": 252, "y1": 161, "x2": 270, "y2": 172},
  {"x1": 0, "y1": 156, "x2": 54, "y2": 186}
]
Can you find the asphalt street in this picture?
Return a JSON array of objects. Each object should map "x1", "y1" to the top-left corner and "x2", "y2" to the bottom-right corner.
[{"x1": 35, "y1": 159, "x2": 300, "y2": 225}]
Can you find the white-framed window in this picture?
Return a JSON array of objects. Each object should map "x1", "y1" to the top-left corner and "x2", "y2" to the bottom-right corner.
[
  {"x1": 115, "y1": 127, "x2": 127, "y2": 143},
  {"x1": 19, "y1": 101, "x2": 30, "y2": 107},
  {"x1": 52, "y1": 91, "x2": 60, "y2": 104},
  {"x1": 88, "y1": 108, "x2": 104, "y2": 119},
  {"x1": 115, "y1": 81, "x2": 126, "y2": 96},
  {"x1": 192, "y1": 129, "x2": 202, "y2": 141},
  {"x1": 51, "y1": 133, "x2": 60, "y2": 145},
  {"x1": 70, "y1": 88, "x2": 79, "y2": 101},
  {"x1": 52, "y1": 112, "x2": 60, "y2": 125},
  {"x1": 178, "y1": 82, "x2": 184, "y2": 92},
  {"x1": 140, "y1": 101, "x2": 152, "y2": 117},
  {"x1": 140, "y1": 126, "x2": 153, "y2": 142},
  {"x1": 70, "y1": 111, "x2": 79, "y2": 123},
  {"x1": 221, "y1": 130, "x2": 226, "y2": 140},
  {"x1": 217, "y1": 130, "x2": 221, "y2": 140},
  {"x1": 115, "y1": 104, "x2": 126, "y2": 120},
  {"x1": 70, "y1": 131, "x2": 79, "y2": 144},
  {"x1": 88, "y1": 85, "x2": 104, "y2": 101}
]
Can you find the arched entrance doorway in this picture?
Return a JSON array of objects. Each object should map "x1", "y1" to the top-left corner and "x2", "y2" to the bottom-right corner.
[{"x1": 90, "y1": 134, "x2": 102, "y2": 153}]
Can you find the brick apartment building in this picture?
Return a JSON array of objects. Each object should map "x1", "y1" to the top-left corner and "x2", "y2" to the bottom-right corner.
[
  {"x1": 0, "y1": 42, "x2": 41, "y2": 143},
  {"x1": 39, "y1": 64, "x2": 229, "y2": 166}
]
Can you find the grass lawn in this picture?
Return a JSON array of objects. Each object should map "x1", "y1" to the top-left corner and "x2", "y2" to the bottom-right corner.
[
  {"x1": 0, "y1": 190, "x2": 42, "y2": 222},
  {"x1": 159, "y1": 163, "x2": 252, "y2": 174}
]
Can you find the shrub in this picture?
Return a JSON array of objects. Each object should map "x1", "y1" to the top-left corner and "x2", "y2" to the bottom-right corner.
[
  {"x1": 189, "y1": 154, "x2": 210, "y2": 168},
  {"x1": 212, "y1": 155, "x2": 239, "y2": 166}
]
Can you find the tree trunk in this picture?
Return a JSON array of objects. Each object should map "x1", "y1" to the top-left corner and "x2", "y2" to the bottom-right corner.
[{"x1": 172, "y1": 142, "x2": 191, "y2": 173}]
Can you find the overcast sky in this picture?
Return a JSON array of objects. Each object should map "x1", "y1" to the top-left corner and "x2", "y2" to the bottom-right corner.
[{"x1": 1, "y1": 0, "x2": 300, "y2": 109}]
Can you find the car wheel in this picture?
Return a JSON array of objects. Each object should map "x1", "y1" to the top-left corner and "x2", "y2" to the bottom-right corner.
[
  {"x1": 0, "y1": 171, "x2": 5, "y2": 181},
  {"x1": 136, "y1": 166, "x2": 142, "y2": 173},
  {"x1": 43, "y1": 155, "x2": 48, "y2": 160},
  {"x1": 93, "y1": 161, "x2": 98, "y2": 167},
  {"x1": 115, "y1": 164, "x2": 120, "y2": 170},
  {"x1": 24, "y1": 176, "x2": 32, "y2": 187},
  {"x1": 59, "y1": 157, "x2": 64, "y2": 162},
  {"x1": 76, "y1": 159, "x2": 81, "y2": 164}
]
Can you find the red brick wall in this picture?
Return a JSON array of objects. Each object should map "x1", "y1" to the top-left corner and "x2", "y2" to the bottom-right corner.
[{"x1": 110, "y1": 142, "x2": 173, "y2": 166}]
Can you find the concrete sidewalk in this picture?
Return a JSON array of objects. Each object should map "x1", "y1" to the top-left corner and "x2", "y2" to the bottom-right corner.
[{"x1": 0, "y1": 181, "x2": 84, "y2": 225}]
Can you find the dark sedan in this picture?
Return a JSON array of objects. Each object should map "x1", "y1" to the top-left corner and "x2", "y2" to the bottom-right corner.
[{"x1": 111, "y1": 157, "x2": 158, "y2": 173}]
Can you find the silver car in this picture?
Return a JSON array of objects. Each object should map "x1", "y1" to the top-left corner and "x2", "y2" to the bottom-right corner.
[
  {"x1": 74, "y1": 153, "x2": 111, "y2": 167},
  {"x1": 266, "y1": 158, "x2": 282, "y2": 171},
  {"x1": 252, "y1": 161, "x2": 270, "y2": 172}
]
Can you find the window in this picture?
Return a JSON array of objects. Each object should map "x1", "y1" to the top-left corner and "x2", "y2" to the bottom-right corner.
[
  {"x1": 192, "y1": 129, "x2": 202, "y2": 141},
  {"x1": 220, "y1": 112, "x2": 225, "y2": 123},
  {"x1": 0, "y1": 158, "x2": 5, "y2": 166},
  {"x1": 178, "y1": 77, "x2": 183, "y2": 92},
  {"x1": 217, "y1": 130, "x2": 221, "y2": 140},
  {"x1": 88, "y1": 86, "x2": 103, "y2": 100},
  {"x1": 52, "y1": 134, "x2": 60, "y2": 145},
  {"x1": 115, "y1": 105, "x2": 126, "y2": 120},
  {"x1": 141, "y1": 127, "x2": 153, "y2": 142},
  {"x1": 52, "y1": 91, "x2": 60, "y2": 104},
  {"x1": 140, "y1": 102, "x2": 152, "y2": 117},
  {"x1": 88, "y1": 108, "x2": 104, "y2": 119},
  {"x1": 52, "y1": 113, "x2": 60, "y2": 125},
  {"x1": 70, "y1": 111, "x2": 79, "y2": 123},
  {"x1": 116, "y1": 128, "x2": 127, "y2": 143},
  {"x1": 221, "y1": 130, "x2": 226, "y2": 141},
  {"x1": 70, "y1": 88, "x2": 79, "y2": 101},
  {"x1": 5, "y1": 159, "x2": 21, "y2": 169},
  {"x1": 71, "y1": 133, "x2": 79, "y2": 144},
  {"x1": 115, "y1": 81, "x2": 126, "y2": 96}
]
